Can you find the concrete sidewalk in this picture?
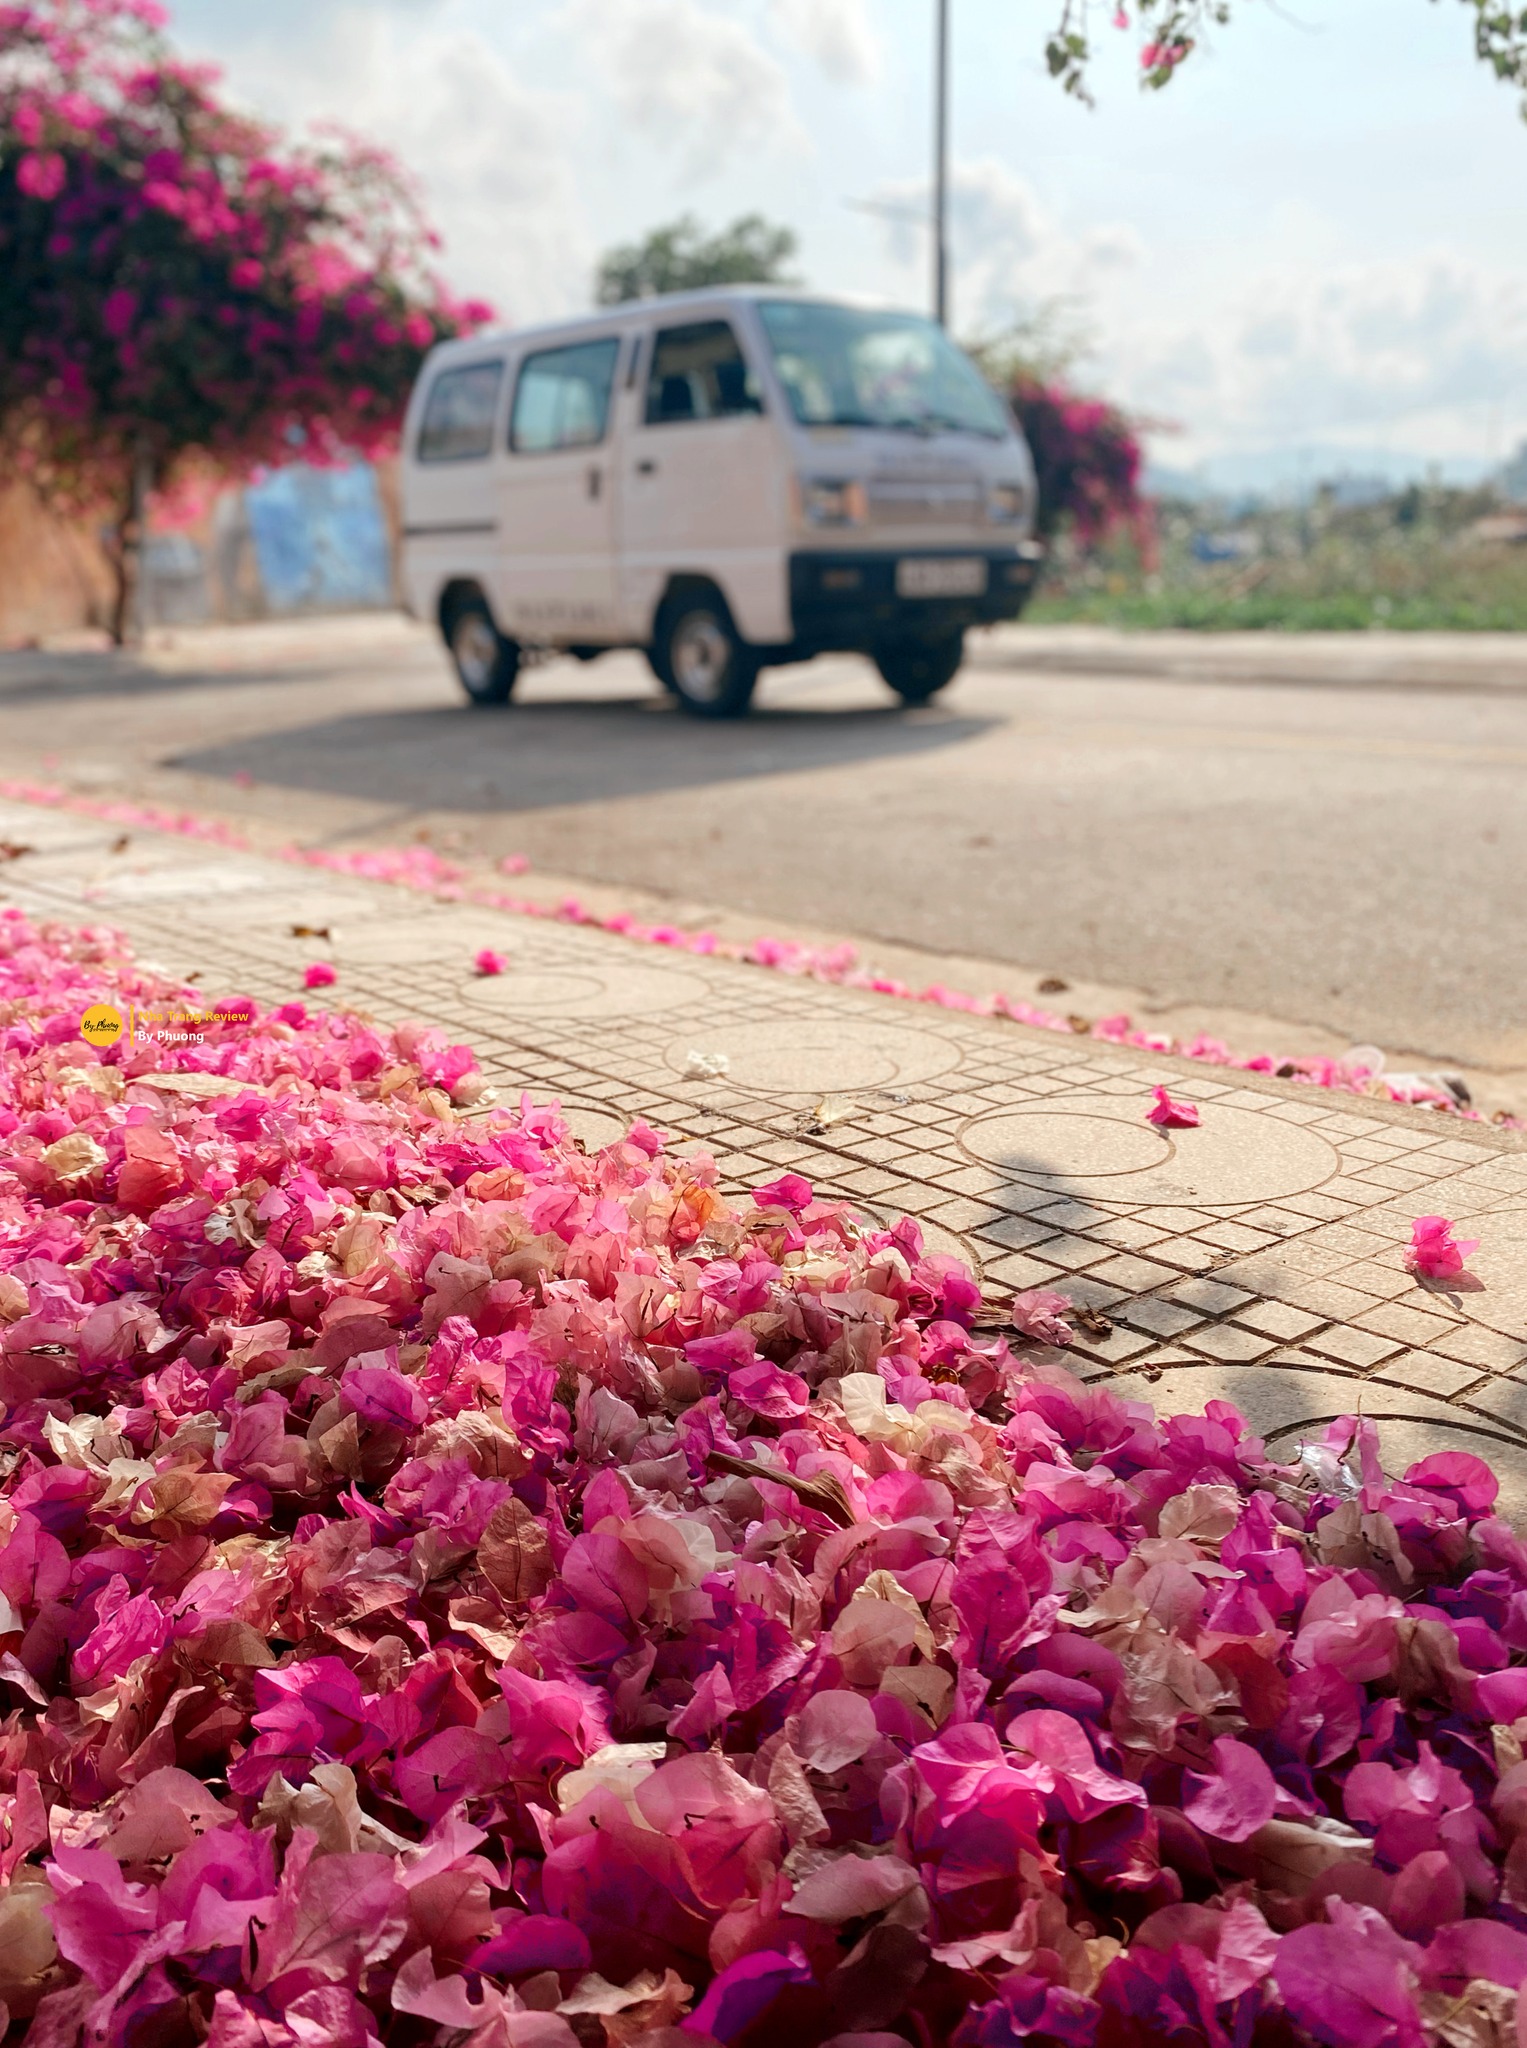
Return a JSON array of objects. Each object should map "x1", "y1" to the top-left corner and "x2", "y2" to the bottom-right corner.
[{"x1": 5, "y1": 789, "x2": 1527, "y2": 1509}]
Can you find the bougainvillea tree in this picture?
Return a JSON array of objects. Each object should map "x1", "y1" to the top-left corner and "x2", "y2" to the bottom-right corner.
[
  {"x1": 1007, "y1": 373, "x2": 1147, "y2": 551},
  {"x1": 1047, "y1": 0, "x2": 1527, "y2": 104},
  {"x1": 0, "y1": 0, "x2": 488, "y2": 639}
]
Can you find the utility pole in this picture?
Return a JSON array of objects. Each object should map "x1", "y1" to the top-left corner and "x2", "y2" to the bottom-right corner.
[{"x1": 933, "y1": 0, "x2": 950, "y2": 327}]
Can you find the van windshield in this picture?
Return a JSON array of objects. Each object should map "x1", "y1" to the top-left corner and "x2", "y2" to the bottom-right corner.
[{"x1": 757, "y1": 300, "x2": 1010, "y2": 439}]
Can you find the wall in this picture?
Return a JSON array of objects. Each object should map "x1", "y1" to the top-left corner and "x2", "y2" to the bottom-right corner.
[
  {"x1": 0, "y1": 460, "x2": 396, "y2": 644},
  {"x1": 0, "y1": 484, "x2": 116, "y2": 644}
]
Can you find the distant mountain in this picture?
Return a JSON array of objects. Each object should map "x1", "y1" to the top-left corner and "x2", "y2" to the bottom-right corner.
[{"x1": 1144, "y1": 444, "x2": 1498, "y2": 508}]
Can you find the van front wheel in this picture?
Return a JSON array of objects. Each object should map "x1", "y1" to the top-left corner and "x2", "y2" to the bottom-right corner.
[
  {"x1": 446, "y1": 596, "x2": 519, "y2": 707},
  {"x1": 654, "y1": 593, "x2": 758, "y2": 719},
  {"x1": 874, "y1": 629, "x2": 965, "y2": 705}
]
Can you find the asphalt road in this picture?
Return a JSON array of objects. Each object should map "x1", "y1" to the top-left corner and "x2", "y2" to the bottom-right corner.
[{"x1": 3, "y1": 614, "x2": 1525, "y2": 1090}]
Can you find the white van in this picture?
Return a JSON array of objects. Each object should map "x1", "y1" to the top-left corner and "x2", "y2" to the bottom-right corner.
[{"x1": 398, "y1": 287, "x2": 1042, "y2": 719}]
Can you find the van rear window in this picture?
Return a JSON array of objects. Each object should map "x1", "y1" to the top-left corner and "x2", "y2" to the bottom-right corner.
[
  {"x1": 510, "y1": 338, "x2": 621, "y2": 453},
  {"x1": 416, "y1": 361, "x2": 504, "y2": 462}
]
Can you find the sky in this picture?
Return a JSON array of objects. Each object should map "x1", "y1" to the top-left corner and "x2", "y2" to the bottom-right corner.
[{"x1": 163, "y1": 0, "x2": 1527, "y2": 481}]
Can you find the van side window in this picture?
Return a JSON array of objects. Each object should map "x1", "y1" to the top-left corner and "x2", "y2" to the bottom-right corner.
[
  {"x1": 645, "y1": 321, "x2": 763, "y2": 426},
  {"x1": 416, "y1": 360, "x2": 504, "y2": 462},
  {"x1": 510, "y1": 338, "x2": 621, "y2": 453}
]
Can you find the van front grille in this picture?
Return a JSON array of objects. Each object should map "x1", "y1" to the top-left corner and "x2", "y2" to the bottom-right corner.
[{"x1": 866, "y1": 474, "x2": 984, "y2": 525}]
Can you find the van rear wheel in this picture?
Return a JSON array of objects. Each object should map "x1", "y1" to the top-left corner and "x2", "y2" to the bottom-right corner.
[
  {"x1": 874, "y1": 628, "x2": 965, "y2": 705},
  {"x1": 446, "y1": 595, "x2": 519, "y2": 707},
  {"x1": 654, "y1": 591, "x2": 758, "y2": 719}
]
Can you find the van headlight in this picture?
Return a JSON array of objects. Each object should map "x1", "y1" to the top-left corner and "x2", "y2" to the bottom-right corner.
[
  {"x1": 798, "y1": 477, "x2": 868, "y2": 526},
  {"x1": 988, "y1": 483, "x2": 1027, "y2": 524}
]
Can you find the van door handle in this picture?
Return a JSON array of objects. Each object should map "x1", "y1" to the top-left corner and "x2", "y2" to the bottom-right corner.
[
  {"x1": 636, "y1": 459, "x2": 657, "y2": 476},
  {"x1": 587, "y1": 465, "x2": 602, "y2": 500}
]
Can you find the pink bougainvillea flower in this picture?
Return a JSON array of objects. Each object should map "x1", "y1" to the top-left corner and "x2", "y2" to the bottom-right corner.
[
  {"x1": 303, "y1": 961, "x2": 336, "y2": 989},
  {"x1": 1147, "y1": 1083, "x2": 1200, "y2": 1127},
  {"x1": 1404, "y1": 1214, "x2": 1479, "y2": 1281},
  {"x1": 17, "y1": 149, "x2": 67, "y2": 199},
  {"x1": 2, "y1": 903, "x2": 1527, "y2": 2044},
  {"x1": 473, "y1": 947, "x2": 507, "y2": 975},
  {"x1": 1008, "y1": 1287, "x2": 1075, "y2": 1346},
  {"x1": 1181, "y1": 1734, "x2": 1279, "y2": 1841},
  {"x1": 752, "y1": 1171, "x2": 814, "y2": 1212},
  {"x1": 496, "y1": 852, "x2": 530, "y2": 875}
]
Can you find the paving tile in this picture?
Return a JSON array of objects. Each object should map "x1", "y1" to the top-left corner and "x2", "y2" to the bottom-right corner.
[
  {"x1": 1029, "y1": 1234, "x2": 1117, "y2": 1271},
  {"x1": 1469, "y1": 1381, "x2": 1527, "y2": 1430},
  {"x1": 1068, "y1": 1324, "x2": 1155, "y2": 1365},
  {"x1": 1246, "y1": 1275, "x2": 1380, "y2": 1323},
  {"x1": 985, "y1": 1251, "x2": 1067, "y2": 1291},
  {"x1": 1274, "y1": 1191, "x2": 1362, "y2": 1222},
  {"x1": 1031, "y1": 1200, "x2": 1114, "y2": 1231},
  {"x1": 1167, "y1": 1278, "x2": 1256, "y2": 1315},
  {"x1": 1376, "y1": 1351, "x2": 1480, "y2": 1399},
  {"x1": 1183, "y1": 1323, "x2": 1280, "y2": 1363},
  {"x1": 975, "y1": 1213, "x2": 1060, "y2": 1254},
  {"x1": 1087, "y1": 1216, "x2": 1171, "y2": 1252},
  {"x1": 1239, "y1": 1207, "x2": 1318, "y2": 1238},
  {"x1": 1352, "y1": 1300, "x2": 1462, "y2": 1348},
  {"x1": 926, "y1": 1197, "x2": 1011, "y2": 1233},
  {"x1": 1117, "y1": 1297, "x2": 1205, "y2": 1340},
  {"x1": 1335, "y1": 1260, "x2": 1415, "y2": 1300},
  {"x1": 1300, "y1": 1325, "x2": 1404, "y2": 1370},
  {"x1": 1194, "y1": 1221, "x2": 1276, "y2": 1254},
  {"x1": 1082, "y1": 1253, "x2": 1182, "y2": 1293},
  {"x1": 1233, "y1": 1300, "x2": 1326, "y2": 1343},
  {"x1": 9, "y1": 790, "x2": 1527, "y2": 1503},
  {"x1": 1430, "y1": 1325, "x2": 1527, "y2": 1373},
  {"x1": 1143, "y1": 1237, "x2": 1222, "y2": 1274}
]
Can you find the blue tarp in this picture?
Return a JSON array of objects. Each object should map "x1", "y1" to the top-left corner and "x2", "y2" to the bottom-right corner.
[{"x1": 244, "y1": 462, "x2": 391, "y2": 612}]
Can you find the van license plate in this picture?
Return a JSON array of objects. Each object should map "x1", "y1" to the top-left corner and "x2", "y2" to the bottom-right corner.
[{"x1": 896, "y1": 556, "x2": 987, "y2": 598}]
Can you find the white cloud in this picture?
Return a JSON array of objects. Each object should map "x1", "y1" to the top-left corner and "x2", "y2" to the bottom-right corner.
[
  {"x1": 866, "y1": 156, "x2": 1140, "y2": 335},
  {"x1": 179, "y1": 7, "x2": 596, "y2": 324},
  {"x1": 1112, "y1": 256, "x2": 1527, "y2": 461},
  {"x1": 570, "y1": 0, "x2": 800, "y2": 175},
  {"x1": 769, "y1": 0, "x2": 879, "y2": 84}
]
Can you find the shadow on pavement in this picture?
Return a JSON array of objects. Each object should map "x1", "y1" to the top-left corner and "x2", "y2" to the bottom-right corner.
[{"x1": 171, "y1": 694, "x2": 997, "y2": 813}]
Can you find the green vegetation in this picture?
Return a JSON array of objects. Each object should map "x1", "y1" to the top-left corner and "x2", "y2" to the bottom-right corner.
[
  {"x1": 595, "y1": 214, "x2": 799, "y2": 306},
  {"x1": 1029, "y1": 481, "x2": 1527, "y2": 631}
]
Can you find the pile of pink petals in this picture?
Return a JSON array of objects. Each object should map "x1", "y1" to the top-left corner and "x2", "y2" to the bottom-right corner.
[
  {"x1": 6, "y1": 910, "x2": 1527, "y2": 2048},
  {"x1": 0, "y1": 779, "x2": 1512, "y2": 1127}
]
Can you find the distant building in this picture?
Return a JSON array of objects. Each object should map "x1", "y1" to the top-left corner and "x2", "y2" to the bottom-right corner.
[{"x1": 1324, "y1": 473, "x2": 1393, "y2": 510}]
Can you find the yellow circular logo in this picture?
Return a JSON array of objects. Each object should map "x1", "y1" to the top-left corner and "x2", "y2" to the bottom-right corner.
[{"x1": 80, "y1": 1004, "x2": 125, "y2": 1047}]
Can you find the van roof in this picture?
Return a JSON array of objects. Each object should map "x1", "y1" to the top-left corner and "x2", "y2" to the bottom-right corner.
[{"x1": 426, "y1": 285, "x2": 920, "y2": 362}]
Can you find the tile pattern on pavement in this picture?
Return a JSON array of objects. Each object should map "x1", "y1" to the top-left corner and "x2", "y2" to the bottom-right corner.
[{"x1": 5, "y1": 796, "x2": 1526, "y2": 1508}]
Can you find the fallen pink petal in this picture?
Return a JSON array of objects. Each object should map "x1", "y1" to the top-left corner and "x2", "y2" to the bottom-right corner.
[
  {"x1": 0, "y1": 903, "x2": 1519, "y2": 2046},
  {"x1": 302, "y1": 960, "x2": 336, "y2": 989},
  {"x1": 473, "y1": 947, "x2": 508, "y2": 976},
  {"x1": 0, "y1": 780, "x2": 1517, "y2": 1128},
  {"x1": 1146, "y1": 1082, "x2": 1201, "y2": 1127},
  {"x1": 1405, "y1": 1213, "x2": 1480, "y2": 1280}
]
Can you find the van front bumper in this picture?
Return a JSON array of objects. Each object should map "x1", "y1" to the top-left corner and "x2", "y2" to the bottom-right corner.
[{"x1": 786, "y1": 542, "x2": 1044, "y2": 652}]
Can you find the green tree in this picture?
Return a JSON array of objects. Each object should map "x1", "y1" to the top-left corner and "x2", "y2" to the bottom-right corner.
[
  {"x1": 1048, "y1": 0, "x2": 1527, "y2": 104},
  {"x1": 594, "y1": 213, "x2": 799, "y2": 306}
]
